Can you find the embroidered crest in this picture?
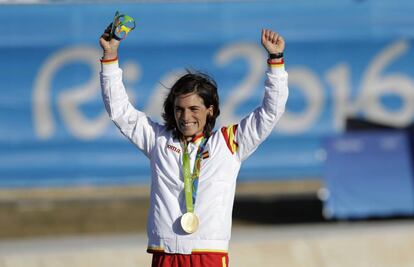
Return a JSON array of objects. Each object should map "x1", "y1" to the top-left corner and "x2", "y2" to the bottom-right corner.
[{"x1": 202, "y1": 151, "x2": 209, "y2": 159}]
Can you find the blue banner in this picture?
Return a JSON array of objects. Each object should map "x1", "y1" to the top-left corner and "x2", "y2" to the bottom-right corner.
[
  {"x1": 2, "y1": 1, "x2": 414, "y2": 187},
  {"x1": 323, "y1": 131, "x2": 414, "y2": 219}
]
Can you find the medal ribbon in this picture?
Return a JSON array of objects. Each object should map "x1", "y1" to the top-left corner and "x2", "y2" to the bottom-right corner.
[{"x1": 182, "y1": 137, "x2": 208, "y2": 213}]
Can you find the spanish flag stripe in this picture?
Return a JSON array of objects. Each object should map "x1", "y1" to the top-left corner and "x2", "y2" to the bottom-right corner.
[
  {"x1": 221, "y1": 124, "x2": 238, "y2": 154},
  {"x1": 202, "y1": 151, "x2": 209, "y2": 159},
  {"x1": 229, "y1": 125, "x2": 238, "y2": 152},
  {"x1": 221, "y1": 127, "x2": 232, "y2": 153},
  {"x1": 147, "y1": 246, "x2": 228, "y2": 254},
  {"x1": 191, "y1": 249, "x2": 228, "y2": 254}
]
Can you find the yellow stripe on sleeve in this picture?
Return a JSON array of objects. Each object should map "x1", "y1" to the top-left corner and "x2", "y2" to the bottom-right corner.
[{"x1": 221, "y1": 124, "x2": 238, "y2": 154}]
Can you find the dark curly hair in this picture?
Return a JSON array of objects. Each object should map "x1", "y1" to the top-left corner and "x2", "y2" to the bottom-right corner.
[{"x1": 162, "y1": 71, "x2": 220, "y2": 139}]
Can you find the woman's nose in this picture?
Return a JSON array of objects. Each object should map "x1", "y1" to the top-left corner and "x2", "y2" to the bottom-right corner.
[{"x1": 182, "y1": 109, "x2": 190, "y2": 120}]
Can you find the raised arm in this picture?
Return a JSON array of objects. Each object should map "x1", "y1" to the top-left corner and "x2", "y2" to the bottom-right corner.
[
  {"x1": 99, "y1": 25, "x2": 159, "y2": 158},
  {"x1": 225, "y1": 29, "x2": 288, "y2": 161}
]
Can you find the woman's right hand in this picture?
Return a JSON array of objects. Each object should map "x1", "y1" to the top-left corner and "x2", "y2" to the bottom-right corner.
[{"x1": 99, "y1": 24, "x2": 120, "y2": 60}]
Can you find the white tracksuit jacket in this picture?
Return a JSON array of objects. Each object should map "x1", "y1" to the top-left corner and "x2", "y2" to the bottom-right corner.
[{"x1": 100, "y1": 61, "x2": 288, "y2": 254}]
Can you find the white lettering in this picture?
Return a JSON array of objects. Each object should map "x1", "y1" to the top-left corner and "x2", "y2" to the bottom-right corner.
[
  {"x1": 277, "y1": 67, "x2": 324, "y2": 134},
  {"x1": 215, "y1": 43, "x2": 266, "y2": 126}
]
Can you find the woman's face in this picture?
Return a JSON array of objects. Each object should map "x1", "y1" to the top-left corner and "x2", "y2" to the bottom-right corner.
[{"x1": 174, "y1": 92, "x2": 213, "y2": 141}]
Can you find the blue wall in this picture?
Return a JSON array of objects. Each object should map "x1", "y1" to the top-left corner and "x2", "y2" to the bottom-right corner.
[
  {"x1": 323, "y1": 131, "x2": 414, "y2": 219},
  {"x1": 2, "y1": 1, "x2": 414, "y2": 187}
]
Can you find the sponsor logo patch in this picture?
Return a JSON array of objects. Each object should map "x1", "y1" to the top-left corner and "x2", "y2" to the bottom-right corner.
[{"x1": 166, "y1": 144, "x2": 181, "y2": 154}]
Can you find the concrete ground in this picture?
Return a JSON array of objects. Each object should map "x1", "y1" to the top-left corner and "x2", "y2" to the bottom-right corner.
[
  {"x1": 1, "y1": 182, "x2": 413, "y2": 267},
  {"x1": 1, "y1": 221, "x2": 414, "y2": 267}
]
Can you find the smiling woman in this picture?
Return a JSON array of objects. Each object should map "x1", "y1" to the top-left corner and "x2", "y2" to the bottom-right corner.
[
  {"x1": 162, "y1": 72, "x2": 219, "y2": 141},
  {"x1": 173, "y1": 92, "x2": 213, "y2": 141},
  {"x1": 99, "y1": 26, "x2": 288, "y2": 267}
]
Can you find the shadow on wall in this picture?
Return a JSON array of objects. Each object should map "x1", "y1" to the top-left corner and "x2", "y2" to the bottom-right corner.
[
  {"x1": 233, "y1": 194, "x2": 324, "y2": 224},
  {"x1": 232, "y1": 193, "x2": 414, "y2": 225}
]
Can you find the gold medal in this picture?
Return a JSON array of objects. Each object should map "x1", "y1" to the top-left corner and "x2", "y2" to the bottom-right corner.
[{"x1": 181, "y1": 212, "x2": 199, "y2": 234}]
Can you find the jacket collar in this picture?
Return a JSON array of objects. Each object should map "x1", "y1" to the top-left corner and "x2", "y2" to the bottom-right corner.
[{"x1": 179, "y1": 133, "x2": 205, "y2": 147}]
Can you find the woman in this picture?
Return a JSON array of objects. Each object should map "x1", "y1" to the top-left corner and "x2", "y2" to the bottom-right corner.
[{"x1": 100, "y1": 26, "x2": 288, "y2": 267}]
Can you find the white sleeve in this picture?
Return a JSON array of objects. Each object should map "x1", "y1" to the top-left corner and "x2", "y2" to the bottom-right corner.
[
  {"x1": 235, "y1": 64, "x2": 289, "y2": 162},
  {"x1": 100, "y1": 61, "x2": 161, "y2": 158}
]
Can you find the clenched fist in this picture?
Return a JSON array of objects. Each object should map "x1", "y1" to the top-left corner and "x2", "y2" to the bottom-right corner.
[
  {"x1": 99, "y1": 24, "x2": 121, "y2": 60},
  {"x1": 261, "y1": 29, "x2": 285, "y2": 55}
]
